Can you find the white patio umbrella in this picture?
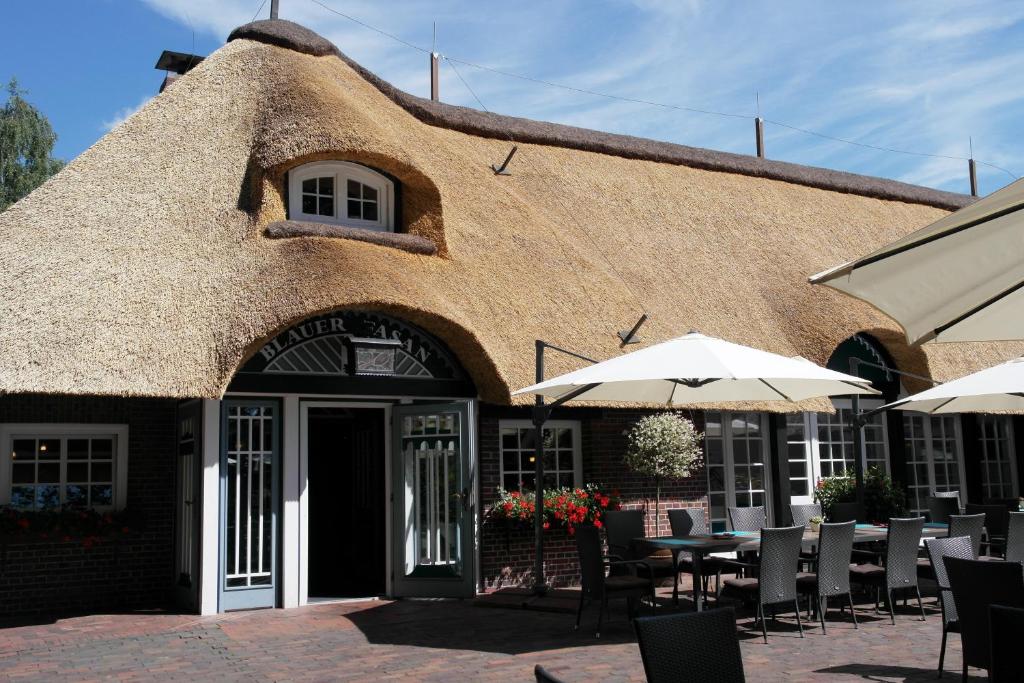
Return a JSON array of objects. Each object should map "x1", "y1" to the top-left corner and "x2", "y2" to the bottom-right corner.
[
  {"x1": 809, "y1": 177, "x2": 1024, "y2": 345},
  {"x1": 880, "y1": 356, "x2": 1024, "y2": 414},
  {"x1": 513, "y1": 332, "x2": 879, "y2": 403},
  {"x1": 514, "y1": 331, "x2": 878, "y2": 594}
]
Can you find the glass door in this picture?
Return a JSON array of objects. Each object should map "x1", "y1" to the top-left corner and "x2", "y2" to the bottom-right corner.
[
  {"x1": 219, "y1": 400, "x2": 279, "y2": 610},
  {"x1": 704, "y1": 411, "x2": 770, "y2": 532},
  {"x1": 392, "y1": 402, "x2": 475, "y2": 597}
]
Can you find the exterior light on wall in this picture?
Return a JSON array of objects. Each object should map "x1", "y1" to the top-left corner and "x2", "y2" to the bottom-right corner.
[{"x1": 346, "y1": 337, "x2": 403, "y2": 376}]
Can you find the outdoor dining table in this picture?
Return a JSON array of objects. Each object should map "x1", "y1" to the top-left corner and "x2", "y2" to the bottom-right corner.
[{"x1": 637, "y1": 522, "x2": 950, "y2": 610}]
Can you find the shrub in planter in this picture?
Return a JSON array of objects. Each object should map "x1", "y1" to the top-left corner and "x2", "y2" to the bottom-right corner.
[
  {"x1": 814, "y1": 474, "x2": 855, "y2": 520},
  {"x1": 863, "y1": 466, "x2": 907, "y2": 523}
]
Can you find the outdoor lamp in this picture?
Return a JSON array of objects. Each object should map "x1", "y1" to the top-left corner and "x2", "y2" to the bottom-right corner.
[{"x1": 346, "y1": 337, "x2": 403, "y2": 376}]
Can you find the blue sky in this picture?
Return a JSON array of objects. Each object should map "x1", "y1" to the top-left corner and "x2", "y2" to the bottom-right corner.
[{"x1": 4, "y1": 0, "x2": 1024, "y2": 195}]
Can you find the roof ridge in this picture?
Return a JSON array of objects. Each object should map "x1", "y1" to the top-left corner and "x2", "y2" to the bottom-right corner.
[{"x1": 227, "y1": 19, "x2": 973, "y2": 212}]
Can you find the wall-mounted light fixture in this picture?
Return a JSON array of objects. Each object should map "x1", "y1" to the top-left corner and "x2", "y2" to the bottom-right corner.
[{"x1": 346, "y1": 337, "x2": 404, "y2": 376}]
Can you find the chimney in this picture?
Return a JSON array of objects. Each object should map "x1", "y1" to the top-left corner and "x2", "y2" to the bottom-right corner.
[{"x1": 154, "y1": 50, "x2": 205, "y2": 93}]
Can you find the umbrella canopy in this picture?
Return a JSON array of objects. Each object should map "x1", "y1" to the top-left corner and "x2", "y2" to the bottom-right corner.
[
  {"x1": 809, "y1": 177, "x2": 1024, "y2": 345},
  {"x1": 513, "y1": 332, "x2": 878, "y2": 403},
  {"x1": 881, "y1": 356, "x2": 1024, "y2": 414}
]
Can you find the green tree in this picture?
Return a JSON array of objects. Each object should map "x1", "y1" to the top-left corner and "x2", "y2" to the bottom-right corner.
[{"x1": 0, "y1": 78, "x2": 64, "y2": 212}]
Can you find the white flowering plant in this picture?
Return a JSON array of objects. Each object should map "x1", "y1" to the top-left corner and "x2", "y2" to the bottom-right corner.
[{"x1": 624, "y1": 412, "x2": 703, "y2": 529}]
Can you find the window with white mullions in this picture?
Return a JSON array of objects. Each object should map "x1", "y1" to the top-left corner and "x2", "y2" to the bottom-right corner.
[
  {"x1": 903, "y1": 414, "x2": 964, "y2": 516},
  {"x1": 498, "y1": 420, "x2": 581, "y2": 492},
  {"x1": 0, "y1": 425, "x2": 127, "y2": 511},
  {"x1": 288, "y1": 160, "x2": 394, "y2": 231},
  {"x1": 704, "y1": 411, "x2": 770, "y2": 532},
  {"x1": 978, "y1": 416, "x2": 1018, "y2": 499},
  {"x1": 814, "y1": 399, "x2": 889, "y2": 478},
  {"x1": 785, "y1": 413, "x2": 814, "y2": 505}
]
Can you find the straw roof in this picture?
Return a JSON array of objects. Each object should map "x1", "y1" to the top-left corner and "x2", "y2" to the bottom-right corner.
[{"x1": 0, "y1": 19, "x2": 1020, "y2": 407}]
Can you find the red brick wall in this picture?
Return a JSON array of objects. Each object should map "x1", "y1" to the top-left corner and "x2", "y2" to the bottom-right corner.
[
  {"x1": 0, "y1": 395, "x2": 177, "y2": 617},
  {"x1": 478, "y1": 405, "x2": 708, "y2": 590}
]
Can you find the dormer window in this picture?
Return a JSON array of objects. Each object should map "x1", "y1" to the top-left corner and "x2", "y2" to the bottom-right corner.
[{"x1": 288, "y1": 161, "x2": 395, "y2": 231}]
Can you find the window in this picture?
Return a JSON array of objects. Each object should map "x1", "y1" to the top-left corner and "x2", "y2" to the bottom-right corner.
[
  {"x1": 705, "y1": 412, "x2": 770, "y2": 532},
  {"x1": 0, "y1": 424, "x2": 129, "y2": 510},
  {"x1": 814, "y1": 399, "x2": 889, "y2": 478},
  {"x1": 978, "y1": 416, "x2": 1017, "y2": 499},
  {"x1": 499, "y1": 420, "x2": 581, "y2": 491},
  {"x1": 783, "y1": 401, "x2": 890, "y2": 511},
  {"x1": 288, "y1": 161, "x2": 394, "y2": 231},
  {"x1": 903, "y1": 414, "x2": 964, "y2": 516}
]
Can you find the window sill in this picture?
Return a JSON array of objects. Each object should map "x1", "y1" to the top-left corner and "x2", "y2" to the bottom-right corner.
[{"x1": 265, "y1": 220, "x2": 438, "y2": 256}]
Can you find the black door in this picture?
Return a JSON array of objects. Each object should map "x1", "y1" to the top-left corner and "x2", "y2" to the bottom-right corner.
[{"x1": 307, "y1": 407, "x2": 386, "y2": 597}]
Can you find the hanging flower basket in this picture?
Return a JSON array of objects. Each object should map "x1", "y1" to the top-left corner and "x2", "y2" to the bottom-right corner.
[{"x1": 488, "y1": 484, "x2": 621, "y2": 535}]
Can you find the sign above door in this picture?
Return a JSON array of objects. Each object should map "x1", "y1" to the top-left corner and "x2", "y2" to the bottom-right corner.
[{"x1": 229, "y1": 311, "x2": 475, "y2": 397}]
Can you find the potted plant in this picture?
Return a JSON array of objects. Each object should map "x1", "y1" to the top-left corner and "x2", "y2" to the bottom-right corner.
[
  {"x1": 808, "y1": 515, "x2": 823, "y2": 533},
  {"x1": 624, "y1": 412, "x2": 703, "y2": 534}
]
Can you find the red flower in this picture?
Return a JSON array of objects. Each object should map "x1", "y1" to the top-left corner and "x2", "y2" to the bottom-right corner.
[
  {"x1": 594, "y1": 519, "x2": 603, "y2": 529},
  {"x1": 542, "y1": 522, "x2": 550, "y2": 530}
]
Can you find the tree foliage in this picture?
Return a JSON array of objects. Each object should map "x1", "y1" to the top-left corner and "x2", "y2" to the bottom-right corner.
[
  {"x1": 0, "y1": 78, "x2": 64, "y2": 212},
  {"x1": 624, "y1": 412, "x2": 703, "y2": 480}
]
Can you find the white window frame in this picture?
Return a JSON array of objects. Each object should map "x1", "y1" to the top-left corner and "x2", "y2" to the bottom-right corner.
[
  {"x1": 0, "y1": 423, "x2": 129, "y2": 510},
  {"x1": 288, "y1": 160, "x2": 395, "y2": 231},
  {"x1": 902, "y1": 413, "x2": 966, "y2": 515},
  {"x1": 978, "y1": 415, "x2": 1019, "y2": 500},
  {"x1": 783, "y1": 400, "x2": 891, "y2": 510},
  {"x1": 498, "y1": 419, "x2": 582, "y2": 491},
  {"x1": 704, "y1": 411, "x2": 772, "y2": 531}
]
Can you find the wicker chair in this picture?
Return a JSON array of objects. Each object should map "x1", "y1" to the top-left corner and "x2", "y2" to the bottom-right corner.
[
  {"x1": 966, "y1": 503, "x2": 1010, "y2": 556},
  {"x1": 574, "y1": 522, "x2": 655, "y2": 638},
  {"x1": 928, "y1": 496, "x2": 961, "y2": 526},
  {"x1": 924, "y1": 535, "x2": 973, "y2": 677},
  {"x1": 667, "y1": 507, "x2": 727, "y2": 600},
  {"x1": 1005, "y1": 512, "x2": 1024, "y2": 564},
  {"x1": 849, "y1": 517, "x2": 926, "y2": 624},
  {"x1": 796, "y1": 520, "x2": 857, "y2": 634},
  {"x1": 946, "y1": 556, "x2": 1024, "y2": 682},
  {"x1": 720, "y1": 525, "x2": 805, "y2": 643},
  {"x1": 829, "y1": 501, "x2": 863, "y2": 523},
  {"x1": 534, "y1": 665, "x2": 566, "y2": 683},
  {"x1": 990, "y1": 605, "x2": 1024, "y2": 683},
  {"x1": 949, "y1": 514, "x2": 985, "y2": 557},
  {"x1": 602, "y1": 510, "x2": 677, "y2": 583},
  {"x1": 634, "y1": 607, "x2": 746, "y2": 683},
  {"x1": 728, "y1": 505, "x2": 767, "y2": 532},
  {"x1": 790, "y1": 503, "x2": 822, "y2": 527}
]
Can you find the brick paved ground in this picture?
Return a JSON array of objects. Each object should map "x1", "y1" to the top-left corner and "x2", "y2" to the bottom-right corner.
[{"x1": 0, "y1": 585, "x2": 982, "y2": 682}]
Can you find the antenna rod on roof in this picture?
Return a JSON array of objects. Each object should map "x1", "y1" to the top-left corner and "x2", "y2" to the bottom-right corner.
[
  {"x1": 270, "y1": 0, "x2": 279, "y2": 19},
  {"x1": 430, "y1": 52, "x2": 440, "y2": 101}
]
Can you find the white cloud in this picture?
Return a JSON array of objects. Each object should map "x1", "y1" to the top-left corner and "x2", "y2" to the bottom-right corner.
[{"x1": 102, "y1": 95, "x2": 154, "y2": 132}]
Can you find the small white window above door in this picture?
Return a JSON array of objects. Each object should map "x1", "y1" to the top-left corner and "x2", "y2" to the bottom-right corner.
[{"x1": 288, "y1": 161, "x2": 395, "y2": 231}]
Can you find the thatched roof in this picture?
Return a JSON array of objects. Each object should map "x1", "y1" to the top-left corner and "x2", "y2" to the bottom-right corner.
[{"x1": 0, "y1": 19, "x2": 1020, "y2": 407}]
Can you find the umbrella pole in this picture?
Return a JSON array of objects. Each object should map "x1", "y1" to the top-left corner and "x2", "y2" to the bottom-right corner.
[
  {"x1": 852, "y1": 391, "x2": 866, "y2": 510},
  {"x1": 533, "y1": 340, "x2": 548, "y2": 596}
]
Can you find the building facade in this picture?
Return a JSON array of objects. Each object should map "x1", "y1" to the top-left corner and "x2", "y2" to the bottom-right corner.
[{"x1": 0, "y1": 19, "x2": 1022, "y2": 616}]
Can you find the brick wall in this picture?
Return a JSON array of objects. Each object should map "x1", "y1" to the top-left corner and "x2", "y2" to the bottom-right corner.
[
  {"x1": 478, "y1": 405, "x2": 708, "y2": 590},
  {"x1": 0, "y1": 395, "x2": 177, "y2": 617}
]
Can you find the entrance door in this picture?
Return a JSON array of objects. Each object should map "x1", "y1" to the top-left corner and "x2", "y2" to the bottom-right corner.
[
  {"x1": 175, "y1": 400, "x2": 201, "y2": 611},
  {"x1": 392, "y1": 402, "x2": 475, "y2": 597},
  {"x1": 219, "y1": 400, "x2": 279, "y2": 611},
  {"x1": 705, "y1": 411, "x2": 771, "y2": 532},
  {"x1": 306, "y1": 406, "x2": 386, "y2": 598}
]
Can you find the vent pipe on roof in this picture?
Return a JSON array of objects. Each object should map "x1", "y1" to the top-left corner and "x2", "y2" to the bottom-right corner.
[
  {"x1": 968, "y1": 158, "x2": 978, "y2": 197},
  {"x1": 270, "y1": 0, "x2": 279, "y2": 19},
  {"x1": 755, "y1": 117, "x2": 765, "y2": 158},
  {"x1": 430, "y1": 52, "x2": 440, "y2": 101}
]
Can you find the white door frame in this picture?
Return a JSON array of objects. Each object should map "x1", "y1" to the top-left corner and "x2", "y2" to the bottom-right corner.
[
  {"x1": 705, "y1": 411, "x2": 773, "y2": 529},
  {"x1": 298, "y1": 400, "x2": 392, "y2": 606}
]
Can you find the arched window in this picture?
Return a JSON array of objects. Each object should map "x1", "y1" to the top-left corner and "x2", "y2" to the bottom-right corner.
[{"x1": 288, "y1": 161, "x2": 395, "y2": 231}]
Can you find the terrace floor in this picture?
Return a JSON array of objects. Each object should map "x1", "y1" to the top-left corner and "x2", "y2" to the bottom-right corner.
[{"x1": 0, "y1": 583, "x2": 980, "y2": 682}]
